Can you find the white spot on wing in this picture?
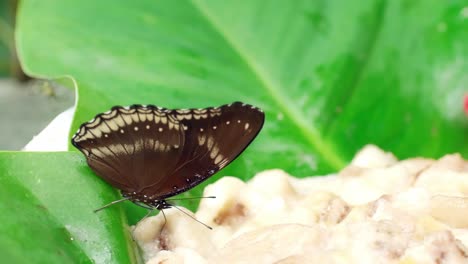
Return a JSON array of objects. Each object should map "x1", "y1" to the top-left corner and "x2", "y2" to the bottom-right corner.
[
  {"x1": 114, "y1": 115, "x2": 126, "y2": 127},
  {"x1": 105, "y1": 120, "x2": 118, "y2": 131},
  {"x1": 146, "y1": 113, "x2": 154, "y2": 122},
  {"x1": 130, "y1": 113, "x2": 139, "y2": 123},
  {"x1": 210, "y1": 146, "x2": 219, "y2": 159},
  {"x1": 134, "y1": 138, "x2": 144, "y2": 152},
  {"x1": 98, "y1": 123, "x2": 111, "y2": 133},
  {"x1": 207, "y1": 136, "x2": 214, "y2": 149},
  {"x1": 198, "y1": 134, "x2": 206, "y2": 146},
  {"x1": 82, "y1": 149, "x2": 90, "y2": 156},
  {"x1": 214, "y1": 155, "x2": 223, "y2": 164},
  {"x1": 159, "y1": 142, "x2": 166, "y2": 151},
  {"x1": 122, "y1": 114, "x2": 133, "y2": 125},
  {"x1": 93, "y1": 147, "x2": 109, "y2": 158},
  {"x1": 153, "y1": 140, "x2": 160, "y2": 150}
]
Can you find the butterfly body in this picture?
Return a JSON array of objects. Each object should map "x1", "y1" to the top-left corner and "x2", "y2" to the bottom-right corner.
[
  {"x1": 72, "y1": 102, "x2": 264, "y2": 210},
  {"x1": 121, "y1": 191, "x2": 172, "y2": 210}
]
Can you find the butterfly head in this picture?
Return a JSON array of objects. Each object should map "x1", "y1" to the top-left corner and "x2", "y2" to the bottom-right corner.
[{"x1": 122, "y1": 191, "x2": 173, "y2": 210}]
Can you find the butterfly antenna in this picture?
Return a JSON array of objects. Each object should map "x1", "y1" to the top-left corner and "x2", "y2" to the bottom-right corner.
[
  {"x1": 171, "y1": 205, "x2": 212, "y2": 230},
  {"x1": 164, "y1": 196, "x2": 216, "y2": 201},
  {"x1": 94, "y1": 197, "x2": 130, "y2": 213}
]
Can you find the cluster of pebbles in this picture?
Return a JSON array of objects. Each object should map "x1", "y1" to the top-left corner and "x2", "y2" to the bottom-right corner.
[{"x1": 133, "y1": 145, "x2": 468, "y2": 264}]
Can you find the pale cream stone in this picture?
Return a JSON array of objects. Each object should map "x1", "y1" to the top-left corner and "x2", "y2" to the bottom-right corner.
[
  {"x1": 350, "y1": 144, "x2": 398, "y2": 168},
  {"x1": 132, "y1": 145, "x2": 468, "y2": 264},
  {"x1": 428, "y1": 195, "x2": 468, "y2": 228},
  {"x1": 209, "y1": 224, "x2": 327, "y2": 264}
]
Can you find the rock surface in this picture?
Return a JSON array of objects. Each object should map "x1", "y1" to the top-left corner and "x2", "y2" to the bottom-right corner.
[{"x1": 133, "y1": 145, "x2": 468, "y2": 264}]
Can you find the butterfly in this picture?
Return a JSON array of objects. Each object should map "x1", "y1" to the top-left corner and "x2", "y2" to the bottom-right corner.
[{"x1": 72, "y1": 102, "x2": 264, "y2": 213}]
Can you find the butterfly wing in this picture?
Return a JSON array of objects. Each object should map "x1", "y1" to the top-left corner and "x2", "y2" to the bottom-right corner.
[
  {"x1": 140, "y1": 102, "x2": 265, "y2": 199},
  {"x1": 72, "y1": 105, "x2": 185, "y2": 193}
]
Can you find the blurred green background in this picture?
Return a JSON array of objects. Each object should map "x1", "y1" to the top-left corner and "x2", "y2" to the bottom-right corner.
[{"x1": 1, "y1": 0, "x2": 467, "y2": 263}]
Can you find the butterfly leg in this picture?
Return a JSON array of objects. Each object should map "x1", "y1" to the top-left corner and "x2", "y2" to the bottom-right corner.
[
  {"x1": 135, "y1": 201, "x2": 170, "y2": 234},
  {"x1": 133, "y1": 203, "x2": 163, "y2": 231},
  {"x1": 160, "y1": 209, "x2": 168, "y2": 237}
]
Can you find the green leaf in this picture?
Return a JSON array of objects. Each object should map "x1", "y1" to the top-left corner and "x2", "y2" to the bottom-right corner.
[
  {"x1": 10, "y1": 0, "x2": 468, "y2": 262},
  {"x1": 17, "y1": 0, "x2": 467, "y2": 176},
  {"x1": 0, "y1": 168, "x2": 88, "y2": 263},
  {"x1": 326, "y1": 1, "x2": 468, "y2": 159},
  {"x1": 0, "y1": 152, "x2": 141, "y2": 264},
  {"x1": 0, "y1": 0, "x2": 14, "y2": 76}
]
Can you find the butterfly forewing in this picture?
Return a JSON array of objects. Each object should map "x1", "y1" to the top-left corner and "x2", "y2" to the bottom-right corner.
[
  {"x1": 72, "y1": 105, "x2": 186, "y2": 193},
  {"x1": 141, "y1": 102, "x2": 265, "y2": 198}
]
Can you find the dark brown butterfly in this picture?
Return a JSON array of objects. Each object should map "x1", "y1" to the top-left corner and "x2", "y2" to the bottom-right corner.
[{"x1": 72, "y1": 102, "x2": 264, "y2": 213}]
